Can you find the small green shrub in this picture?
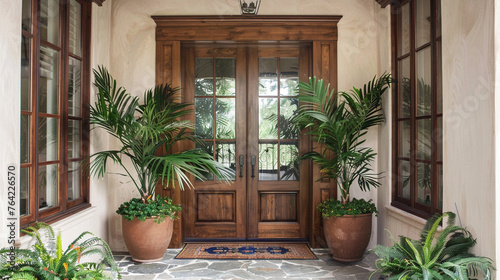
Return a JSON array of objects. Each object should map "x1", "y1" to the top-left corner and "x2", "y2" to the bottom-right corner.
[
  {"x1": 117, "y1": 195, "x2": 182, "y2": 223},
  {"x1": 0, "y1": 223, "x2": 120, "y2": 279},
  {"x1": 372, "y1": 212, "x2": 495, "y2": 280},
  {"x1": 318, "y1": 198, "x2": 377, "y2": 218}
]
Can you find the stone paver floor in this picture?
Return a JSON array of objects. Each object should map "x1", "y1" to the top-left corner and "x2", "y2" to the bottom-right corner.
[{"x1": 113, "y1": 248, "x2": 383, "y2": 280}]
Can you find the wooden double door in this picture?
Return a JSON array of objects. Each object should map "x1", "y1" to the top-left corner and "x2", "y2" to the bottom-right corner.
[{"x1": 182, "y1": 45, "x2": 311, "y2": 240}]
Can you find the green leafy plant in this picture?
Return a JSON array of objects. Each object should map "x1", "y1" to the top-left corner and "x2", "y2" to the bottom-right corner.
[
  {"x1": 293, "y1": 74, "x2": 392, "y2": 215},
  {"x1": 117, "y1": 195, "x2": 182, "y2": 222},
  {"x1": 0, "y1": 223, "x2": 120, "y2": 279},
  {"x1": 88, "y1": 66, "x2": 234, "y2": 219},
  {"x1": 318, "y1": 198, "x2": 377, "y2": 218},
  {"x1": 372, "y1": 212, "x2": 495, "y2": 279}
]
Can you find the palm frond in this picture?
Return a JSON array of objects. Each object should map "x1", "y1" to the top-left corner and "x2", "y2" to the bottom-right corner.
[
  {"x1": 294, "y1": 74, "x2": 392, "y2": 203},
  {"x1": 89, "y1": 67, "x2": 235, "y2": 199}
]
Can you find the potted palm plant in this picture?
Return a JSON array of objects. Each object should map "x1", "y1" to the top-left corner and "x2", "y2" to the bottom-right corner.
[
  {"x1": 88, "y1": 66, "x2": 233, "y2": 262},
  {"x1": 294, "y1": 74, "x2": 392, "y2": 262}
]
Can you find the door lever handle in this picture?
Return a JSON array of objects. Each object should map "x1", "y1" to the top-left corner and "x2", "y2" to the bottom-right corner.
[
  {"x1": 239, "y1": 155, "x2": 244, "y2": 178},
  {"x1": 251, "y1": 155, "x2": 256, "y2": 178}
]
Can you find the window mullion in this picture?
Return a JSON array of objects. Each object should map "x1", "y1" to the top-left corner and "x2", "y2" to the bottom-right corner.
[
  {"x1": 60, "y1": 0, "x2": 69, "y2": 211},
  {"x1": 409, "y1": 0, "x2": 417, "y2": 210},
  {"x1": 430, "y1": 0, "x2": 439, "y2": 214}
]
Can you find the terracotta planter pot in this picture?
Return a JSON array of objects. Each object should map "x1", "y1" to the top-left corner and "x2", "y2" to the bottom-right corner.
[
  {"x1": 121, "y1": 216, "x2": 174, "y2": 262},
  {"x1": 323, "y1": 213, "x2": 373, "y2": 262}
]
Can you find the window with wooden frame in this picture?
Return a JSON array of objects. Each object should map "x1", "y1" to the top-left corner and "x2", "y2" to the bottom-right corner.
[
  {"x1": 392, "y1": 0, "x2": 443, "y2": 218},
  {"x1": 20, "y1": 0, "x2": 91, "y2": 227}
]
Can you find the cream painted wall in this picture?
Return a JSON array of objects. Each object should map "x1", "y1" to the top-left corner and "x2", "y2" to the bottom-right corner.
[
  {"x1": 0, "y1": 0, "x2": 22, "y2": 248},
  {"x1": 441, "y1": 0, "x2": 496, "y2": 261},
  {"x1": 377, "y1": 0, "x2": 497, "y2": 266},
  {"x1": 495, "y1": 0, "x2": 500, "y2": 267},
  {"x1": 106, "y1": 0, "x2": 388, "y2": 251},
  {"x1": 0, "y1": 1, "x2": 112, "y2": 250}
]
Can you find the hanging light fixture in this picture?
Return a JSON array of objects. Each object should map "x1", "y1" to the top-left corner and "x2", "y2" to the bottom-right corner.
[{"x1": 240, "y1": 0, "x2": 261, "y2": 15}]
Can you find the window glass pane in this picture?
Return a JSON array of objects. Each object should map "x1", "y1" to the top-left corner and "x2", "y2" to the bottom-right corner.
[
  {"x1": 215, "y1": 98, "x2": 235, "y2": 139},
  {"x1": 196, "y1": 141, "x2": 214, "y2": 181},
  {"x1": 280, "y1": 98, "x2": 299, "y2": 139},
  {"x1": 398, "y1": 3, "x2": 410, "y2": 56},
  {"x1": 399, "y1": 57, "x2": 410, "y2": 118},
  {"x1": 417, "y1": 162, "x2": 431, "y2": 205},
  {"x1": 416, "y1": 47, "x2": 432, "y2": 116},
  {"x1": 21, "y1": 36, "x2": 31, "y2": 111},
  {"x1": 399, "y1": 120, "x2": 410, "y2": 158},
  {"x1": 280, "y1": 58, "x2": 299, "y2": 96},
  {"x1": 68, "y1": 57, "x2": 81, "y2": 116},
  {"x1": 39, "y1": 46, "x2": 59, "y2": 114},
  {"x1": 215, "y1": 142, "x2": 236, "y2": 181},
  {"x1": 20, "y1": 167, "x2": 30, "y2": 216},
  {"x1": 39, "y1": 164, "x2": 59, "y2": 209},
  {"x1": 40, "y1": 0, "x2": 60, "y2": 46},
  {"x1": 437, "y1": 0, "x2": 441, "y2": 37},
  {"x1": 68, "y1": 119, "x2": 81, "y2": 159},
  {"x1": 21, "y1": 115, "x2": 30, "y2": 164},
  {"x1": 398, "y1": 160, "x2": 410, "y2": 200},
  {"x1": 68, "y1": 161, "x2": 81, "y2": 201},
  {"x1": 69, "y1": 0, "x2": 82, "y2": 56},
  {"x1": 259, "y1": 142, "x2": 278, "y2": 181},
  {"x1": 38, "y1": 117, "x2": 59, "y2": 162},
  {"x1": 215, "y1": 59, "x2": 235, "y2": 96},
  {"x1": 280, "y1": 142, "x2": 299, "y2": 181},
  {"x1": 259, "y1": 98, "x2": 278, "y2": 139},
  {"x1": 417, "y1": 118, "x2": 432, "y2": 160},
  {"x1": 259, "y1": 58, "x2": 278, "y2": 96},
  {"x1": 22, "y1": 0, "x2": 31, "y2": 32},
  {"x1": 416, "y1": 0, "x2": 431, "y2": 48},
  {"x1": 195, "y1": 98, "x2": 213, "y2": 139},
  {"x1": 195, "y1": 58, "x2": 214, "y2": 96}
]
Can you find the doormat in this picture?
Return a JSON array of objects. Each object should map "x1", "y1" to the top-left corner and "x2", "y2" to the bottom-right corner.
[{"x1": 175, "y1": 243, "x2": 317, "y2": 260}]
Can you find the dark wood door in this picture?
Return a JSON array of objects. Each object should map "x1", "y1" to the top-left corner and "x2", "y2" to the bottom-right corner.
[{"x1": 183, "y1": 45, "x2": 310, "y2": 240}]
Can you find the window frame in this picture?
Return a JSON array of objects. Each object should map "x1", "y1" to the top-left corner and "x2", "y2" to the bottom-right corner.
[
  {"x1": 391, "y1": 0, "x2": 443, "y2": 219},
  {"x1": 20, "y1": 0, "x2": 92, "y2": 227}
]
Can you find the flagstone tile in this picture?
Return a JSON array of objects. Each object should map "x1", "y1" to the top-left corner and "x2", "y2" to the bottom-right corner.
[
  {"x1": 126, "y1": 263, "x2": 169, "y2": 274},
  {"x1": 113, "y1": 251, "x2": 379, "y2": 279},
  {"x1": 169, "y1": 269, "x2": 221, "y2": 278},
  {"x1": 168, "y1": 261, "x2": 211, "y2": 271},
  {"x1": 207, "y1": 261, "x2": 246, "y2": 271},
  {"x1": 121, "y1": 275, "x2": 158, "y2": 280}
]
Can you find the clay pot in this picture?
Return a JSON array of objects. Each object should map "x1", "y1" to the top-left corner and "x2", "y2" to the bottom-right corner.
[
  {"x1": 121, "y1": 216, "x2": 174, "y2": 262},
  {"x1": 323, "y1": 213, "x2": 372, "y2": 262}
]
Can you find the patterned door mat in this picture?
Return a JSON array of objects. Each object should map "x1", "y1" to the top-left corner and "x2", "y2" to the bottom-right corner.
[{"x1": 175, "y1": 242, "x2": 317, "y2": 260}]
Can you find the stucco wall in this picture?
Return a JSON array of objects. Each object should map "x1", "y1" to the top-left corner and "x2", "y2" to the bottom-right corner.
[
  {"x1": 0, "y1": 0, "x2": 22, "y2": 249},
  {"x1": 0, "y1": 0, "x2": 112, "y2": 249},
  {"x1": 105, "y1": 0, "x2": 386, "y2": 251},
  {"x1": 378, "y1": 0, "x2": 497, "y2": 266},
  {"x1": 442, "y1": 0, "x2": 496, "y2": 261}
]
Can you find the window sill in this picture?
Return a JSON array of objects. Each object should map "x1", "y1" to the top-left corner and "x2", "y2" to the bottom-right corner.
[
  {"x1": 385, "y1": 205, "x2": 443, "y2": 232},
  {"x1": 16, "y1": 206, "x2": 98, "y2": 248}
]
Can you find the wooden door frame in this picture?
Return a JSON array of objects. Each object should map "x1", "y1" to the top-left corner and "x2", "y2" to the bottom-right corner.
[{"x1": 153, "y1": 15, "x2": 341, "y2": 248}]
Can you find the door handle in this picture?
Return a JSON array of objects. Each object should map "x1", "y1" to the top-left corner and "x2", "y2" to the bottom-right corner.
[
  {"x1": 239, "y1": 155, "x2": 244, "y2": 178},
  {"x1": 251, "y1": 155, "x2": 256, "y2": 178}
]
